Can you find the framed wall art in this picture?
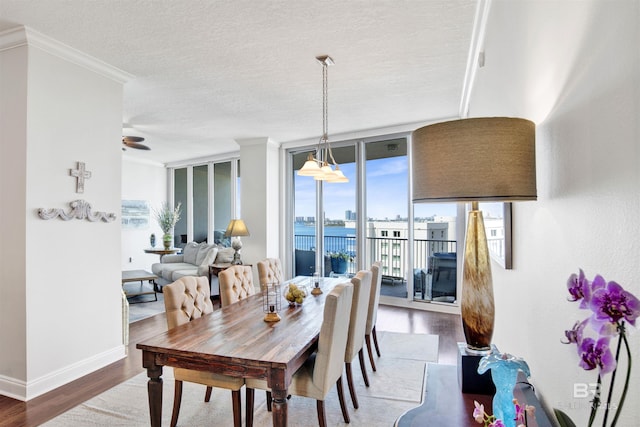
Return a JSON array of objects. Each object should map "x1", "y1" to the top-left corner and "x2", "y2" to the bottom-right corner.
[{"x1": 121, "y1": 200, "x2": 150, "y2": 229}]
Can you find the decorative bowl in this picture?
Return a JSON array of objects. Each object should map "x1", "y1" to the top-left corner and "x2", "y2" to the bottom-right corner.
[{"x1": 282, "y1": 283, "x2": 307, "y2": 307}]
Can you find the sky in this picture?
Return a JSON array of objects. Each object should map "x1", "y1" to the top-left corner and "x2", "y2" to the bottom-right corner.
[{"x1": 294, "y1": 156, "x2": 462, "y2": 221}]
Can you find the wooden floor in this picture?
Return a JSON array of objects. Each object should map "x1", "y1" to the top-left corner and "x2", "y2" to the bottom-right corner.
[{"x1": 0, "y1": 304, "x2": 464, "y2": 427}]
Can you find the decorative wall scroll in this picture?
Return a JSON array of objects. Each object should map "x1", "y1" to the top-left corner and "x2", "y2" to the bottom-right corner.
[{"x1": 38, "y1": 199, "x2": 116, "y2": 222}]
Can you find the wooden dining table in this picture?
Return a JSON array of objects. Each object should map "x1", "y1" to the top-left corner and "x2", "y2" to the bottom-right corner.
[{"x1": 136, "y1": 276, "x2": 345, "y2": 427}]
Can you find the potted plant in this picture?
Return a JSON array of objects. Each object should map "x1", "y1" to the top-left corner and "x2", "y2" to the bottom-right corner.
[
  {"x1": 153, "y1": 202, "x2": 182, "y2": 249},
  {"x1": 329, "y1": 251, "x2": 350, "y2": 275}
]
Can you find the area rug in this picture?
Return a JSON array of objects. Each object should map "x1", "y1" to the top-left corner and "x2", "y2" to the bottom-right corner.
[
  {"x1": 43, "y1": 332, "x2": 438, "y2": 427},
  {"x1": 127, "y1": 293, "x2": 165, "y2": 323}
]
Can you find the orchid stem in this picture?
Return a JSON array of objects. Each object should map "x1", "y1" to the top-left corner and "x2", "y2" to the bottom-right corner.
[
  {"x1": 588, "y1": 375, "x2": 601, "y2": 427},
  {"x1": 602, "y1": 323, "x2": 624, "y2": 426},
  {"x1": 610, "y1": 324, "x2": 631, "y2": 427}
]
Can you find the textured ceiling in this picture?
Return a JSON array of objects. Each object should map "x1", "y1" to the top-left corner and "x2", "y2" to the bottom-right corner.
[{"x1": 0, "y1": 0, "x2": 478, "y2": 164}]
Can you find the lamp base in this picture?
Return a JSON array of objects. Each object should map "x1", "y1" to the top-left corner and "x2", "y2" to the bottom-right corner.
[
  {"x1": 264, "y1": 312, "x2": 281, "y2": 322},
  {"x1": 457, "y1": 342, "x2": 496, "y2": 395},
  {"x1": 231, "y1": 250, "x2": 243, "y2": 265},
  {"x1": 311, "y1": 286, "x2": 323, "y2": 295}
]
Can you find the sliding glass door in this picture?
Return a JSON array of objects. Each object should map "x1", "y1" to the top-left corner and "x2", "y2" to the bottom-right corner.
[
  {"x1": 289, "y1": 133, "x2": 459, "y2": 306},
  {"x1": 169, "y1": 159, "x2": 239, "y2": 248}
]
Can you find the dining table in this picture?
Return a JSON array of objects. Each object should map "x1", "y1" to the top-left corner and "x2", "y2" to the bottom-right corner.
[{"x1": 136, "y1": 275, "x2": 345, "y2": 427}]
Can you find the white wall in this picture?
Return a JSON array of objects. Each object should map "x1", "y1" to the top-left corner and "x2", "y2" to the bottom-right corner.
[
  {"x1": 0, "y1": 27, "x2": 128, "y2": 400},
  {"x1": 469, "y1": 1, "x2": 639, "y2": 425},
  {"x1": 121, "y1": 158, "x2": 167, "y2": 270}
]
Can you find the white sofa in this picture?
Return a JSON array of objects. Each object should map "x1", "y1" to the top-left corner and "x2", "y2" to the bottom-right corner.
[{"x1": 151, "y1": 241, "x2": 235, "y2": 291}]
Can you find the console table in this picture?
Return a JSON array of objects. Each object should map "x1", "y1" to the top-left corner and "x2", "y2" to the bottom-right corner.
[
  {"x1": 144, "y1": 248, "x2": 180, "y2": 261},
  {"x1": 395, "y1": 363, "x2": 553, "y2": 427}
]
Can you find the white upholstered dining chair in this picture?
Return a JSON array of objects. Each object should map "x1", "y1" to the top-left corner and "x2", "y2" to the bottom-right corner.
[
  {"x1": 218, "y1": 265, "x2": 256, "y2": 307},
  {"x1": 245, "y1": 281, "x2": 354, "y2": 427},
  {"x1": 257, "y1": 257, "x2": 284, "y2": 287},
  {"x1": 344, "y1": 269, "x2": 372, "y2": 409},
  {"x1": 163, "y1": 276, "x2": 244, "y2": 427},
  {"x1": 365, "y1": 261, "x2": 383, "y2": 371}
]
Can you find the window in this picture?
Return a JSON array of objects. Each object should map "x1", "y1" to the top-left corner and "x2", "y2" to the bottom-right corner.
[
  {"x1": 170, "y1": 159, "x2": 239, "y2": 248},
  {"x1": 288, "y1": 134, "x2": 459, "y2": 306}
]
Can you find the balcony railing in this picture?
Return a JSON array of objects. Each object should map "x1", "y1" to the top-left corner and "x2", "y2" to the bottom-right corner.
[{"x1": 294, "y1": 234, "x2": 457, "y2": 279}]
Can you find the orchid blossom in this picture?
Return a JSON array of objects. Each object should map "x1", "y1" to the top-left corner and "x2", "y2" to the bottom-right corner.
[{"x1": 558, "y1": 269, "x2": 638, "y2": 427}]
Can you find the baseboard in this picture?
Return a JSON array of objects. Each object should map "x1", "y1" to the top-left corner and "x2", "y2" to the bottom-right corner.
[
  {"x1": 0, "y1": 345, "x2": 126, "y2": 401},
  {"x1": 379, "y1": 295, "x2": 461, "y2": 315}
]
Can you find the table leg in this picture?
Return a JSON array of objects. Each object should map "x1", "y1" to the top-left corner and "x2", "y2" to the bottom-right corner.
[
  {"x1": 142, "y1": 351, "x2": 163, "y2": 427},
  {"x1": 270, "y1": 388, "x2": 288, "y2": 427}
]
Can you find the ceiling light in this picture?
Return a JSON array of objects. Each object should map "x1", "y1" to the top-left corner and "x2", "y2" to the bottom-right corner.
[{"x1": 297, "y1": 55, "x2": 348, "y2": 183}]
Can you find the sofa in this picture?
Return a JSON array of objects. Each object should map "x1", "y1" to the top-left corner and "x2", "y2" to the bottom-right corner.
[{"x1": 151, "y1": 241, "x2": 236, "y2": 290}]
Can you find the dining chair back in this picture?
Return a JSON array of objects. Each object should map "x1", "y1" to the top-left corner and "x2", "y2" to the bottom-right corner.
[
  {"x1": 257, "y1": 258, "x2": 284, "y2": 287},
  {"x1": 218, "y1": 265, "x2": 256, "y2": 307},
  {"x1": 163, "y1": 276, "x2": 244, "y2": 427},
  {"x1": 365, "y1": 261, "x2": 383, "y2": 371},
  {"x1": 245, "y1": 281, "x2": 355, "y2": 427},
  {"x1": 344, "y1": 269, "x2": 372, "y2": 409}
]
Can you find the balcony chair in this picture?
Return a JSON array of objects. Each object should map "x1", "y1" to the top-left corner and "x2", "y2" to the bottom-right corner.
[
  {"x1": 245, "y1": 282, "x2": 355, "y2": 427},
  {"x1": 344, "y1": 269, "x2": 372, "y2": 409},
  {"x1": 365, "y1": 261, "x2": 383, "y2": 371},
  {"x1": 163, "y1": 276, "x2": 244, "y2": 427}
]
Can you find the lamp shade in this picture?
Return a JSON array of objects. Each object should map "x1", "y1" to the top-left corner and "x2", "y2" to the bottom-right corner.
[
  {"x1": 412, "y1": 117, "x2": 536, "y2": 203},
  {"x1": 224, "y1": 219, "x2": 250, "y2": 237}
]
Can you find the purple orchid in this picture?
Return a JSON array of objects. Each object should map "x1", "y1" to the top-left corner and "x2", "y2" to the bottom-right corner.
[
  {"x1": 563, "y1": 319, "x2": 587, "y2": 344},
  {"x1": 590, "y1": 280, "x2": 640, "y2": 326},
  {"x1": 489, "y1": 420, "x2": 506, "y2": 427},
  {"x1": 567, "y1": 269, "x2": 590, "y2": 307},
  {"x1": 578, "y1": 336, "x2": 616, "y2": 374}
]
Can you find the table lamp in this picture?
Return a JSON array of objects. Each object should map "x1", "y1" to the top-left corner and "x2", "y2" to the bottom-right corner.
[
  {"x1": 224, "y1": 219, "x2": 250, "y2": 265},
  {"x1": 412, "y1": 117, "x2": 536, "y2": 355}
]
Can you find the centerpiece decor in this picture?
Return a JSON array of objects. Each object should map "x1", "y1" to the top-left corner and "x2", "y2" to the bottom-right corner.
[
  {"x1": 311, "y1": 272, "x2": 323, "y2": 295},
  {"x1": 285, "y1": 283, "x2": 307, "y2": 307},
  {"x1": 262, "y1": 283, "x2": 282, "y2": 322},
  {"x1": 477, "y1": 350, "x2": 531, "y2": 427},
  {"x1": 555, "y1": 269, "x2": 639, "y2": 427},
  {"x1": 153, "y1": 202, "x2": 181, "y2": 249}
]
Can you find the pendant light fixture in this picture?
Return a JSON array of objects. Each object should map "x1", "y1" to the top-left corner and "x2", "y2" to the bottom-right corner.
[{"x1": 297, "y1": 55, "x2": 348, "y2": 183}]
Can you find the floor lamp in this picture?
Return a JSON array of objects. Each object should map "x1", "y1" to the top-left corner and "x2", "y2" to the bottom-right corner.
[{"x1": 412, "y1": 117, "x2": 536, "y2": 391}]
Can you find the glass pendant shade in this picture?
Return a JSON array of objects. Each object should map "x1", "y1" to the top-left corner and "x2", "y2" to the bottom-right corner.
[
  {"x1": 325, "y1": 166, "x2": 348, "y2": 183},
  {"x1": 298, "y1": 153, "x2": 322, "y2": 176}
]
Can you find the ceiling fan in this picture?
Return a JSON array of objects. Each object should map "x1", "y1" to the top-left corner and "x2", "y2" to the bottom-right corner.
[{"x1": 122, "y1": 136, "x2": 150, "y2": 151}]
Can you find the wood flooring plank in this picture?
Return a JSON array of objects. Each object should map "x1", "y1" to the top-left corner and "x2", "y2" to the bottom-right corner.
[{"x1": 0, "y1": 305, "x2": 463, "y2": 427}]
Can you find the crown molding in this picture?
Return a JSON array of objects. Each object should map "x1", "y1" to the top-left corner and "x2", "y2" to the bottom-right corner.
[
  {"x1": 0, "y1": 26, "x2": 134, "y2": 83},
  {"x1": 459, "y1": 0, "x2": 492, "y2": 118}
]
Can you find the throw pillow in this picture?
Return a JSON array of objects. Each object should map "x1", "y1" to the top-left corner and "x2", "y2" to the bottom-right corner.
[
  {"x1": 215, "y1": 247, "x2": 236, "y2": 264},
  {"x1": 196, "y1": 244, "x2": 217, "y2": 266},
  {"x1": 200, "y1": 247, "x2": 218, "y2": 267},
  {"x1": 182, "y1": 242, "x2": 200, "y2": 265}
]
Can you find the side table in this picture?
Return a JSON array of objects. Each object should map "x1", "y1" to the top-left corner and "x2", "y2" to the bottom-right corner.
[{"x1": 144, "y1": 248, "x2": 180, "y2": 261}]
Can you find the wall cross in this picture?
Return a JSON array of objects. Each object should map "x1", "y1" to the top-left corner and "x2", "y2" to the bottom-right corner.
[{"x1": 69, "y1": 161, "x2": 92, "y2": 193}]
